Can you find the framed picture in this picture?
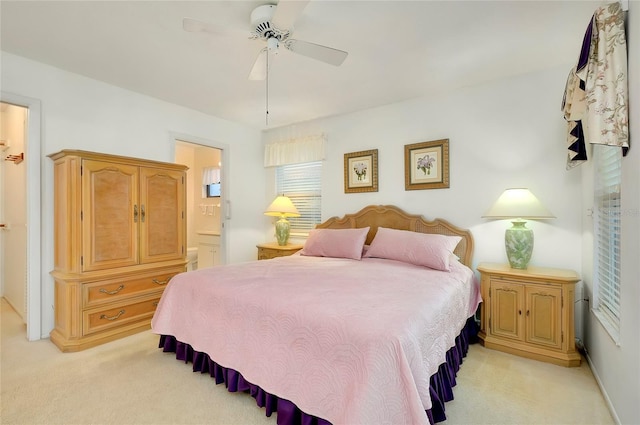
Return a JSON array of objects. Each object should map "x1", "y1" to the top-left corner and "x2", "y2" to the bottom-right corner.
[
  {"x1": 404, "y1": 139, "x2": 449, "y2": 190},
  {"x1": 344, "y1": 149, "x2": 378, "y2": 193}
]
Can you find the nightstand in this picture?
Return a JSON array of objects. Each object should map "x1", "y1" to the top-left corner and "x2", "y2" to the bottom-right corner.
[
  {"x1": 257, "y1": 242, "x2": 303, "y2": 260},
  {"x1": 477, "y1": 262, "x2": 581, "y2": 367}
]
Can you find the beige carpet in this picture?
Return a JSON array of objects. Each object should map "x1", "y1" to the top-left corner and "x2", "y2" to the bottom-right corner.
[{"x1": 1, "y1": 299, "x2": 614, "y2": 424}]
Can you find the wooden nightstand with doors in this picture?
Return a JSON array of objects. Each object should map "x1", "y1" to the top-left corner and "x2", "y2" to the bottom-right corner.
[
  {"x1": 257, "y1": 242, "x2": 303, "y2": 260},
  {"x1": 477, "y1": 263, "x2": 581, "y2": 367}
]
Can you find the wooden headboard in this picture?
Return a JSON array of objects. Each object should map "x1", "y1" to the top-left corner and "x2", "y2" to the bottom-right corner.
[{"x1": 316, "y1": 205, "x2": 474, "y2": 267}]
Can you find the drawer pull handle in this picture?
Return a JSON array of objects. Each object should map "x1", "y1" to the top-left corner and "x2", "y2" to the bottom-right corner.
[
  {"x1": 152, "y1": 278, "x2": 169, "y2": 285},
  {"x1": 100, "y1": 309, "x2": 125, "y2": 321},
  {"x1": 99, "y1": 285, "x2": 125, "y2": 295}
]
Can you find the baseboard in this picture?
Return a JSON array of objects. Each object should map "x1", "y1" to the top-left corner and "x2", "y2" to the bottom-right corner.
[{"x1": 584, "y1": 351, "x2": 621, "y2": 425}]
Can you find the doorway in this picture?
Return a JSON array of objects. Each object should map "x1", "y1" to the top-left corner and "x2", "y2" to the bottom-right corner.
[
  {"x1": 1, "y1": 102, "x2": 28, "y2": 322},
  {"x1": 0, "y1": 94, "x2": 42, "y2": 342},
  {"x1": 174, "y1": 139, "x2": 226, "y2": 268}
]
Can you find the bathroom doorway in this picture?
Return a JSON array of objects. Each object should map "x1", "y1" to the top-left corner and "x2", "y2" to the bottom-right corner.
[{"x1": 175, "y1": 140, "x2": 224, "y2": 270}]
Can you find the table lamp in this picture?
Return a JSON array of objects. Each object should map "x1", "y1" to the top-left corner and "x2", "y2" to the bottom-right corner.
[
  {"x1": 483, "y1": 188, "x2": 555, "y2": 269},
  {"x1": 264, "y1": 195, "x2": 300, "y2": 246}
]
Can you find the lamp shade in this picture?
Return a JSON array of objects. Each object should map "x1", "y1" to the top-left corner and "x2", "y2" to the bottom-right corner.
[
  {"x1": 264, "y1": 196, "x2": 300, "y2": 218},
  {"x1": 483, "y1": 188, "x2": 555, "y2": 219}
]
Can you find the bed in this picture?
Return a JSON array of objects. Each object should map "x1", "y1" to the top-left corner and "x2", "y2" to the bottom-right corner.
[{"x1": 151, "y1": 205, "x2": 481, "y2": 425}]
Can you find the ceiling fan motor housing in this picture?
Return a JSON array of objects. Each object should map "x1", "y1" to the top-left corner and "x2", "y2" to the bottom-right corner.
[{"x1": 250, "y1": 4, "x2": 288, "y2": 41}]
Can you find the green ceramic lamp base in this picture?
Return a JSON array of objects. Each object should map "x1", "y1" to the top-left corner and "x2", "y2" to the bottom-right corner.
[
  {"x1": 505, "y1": 219, "x2": 533, "y2": 269},
  {"x1": 274, "y1": 217, "x2": 291, "y2": 246}
]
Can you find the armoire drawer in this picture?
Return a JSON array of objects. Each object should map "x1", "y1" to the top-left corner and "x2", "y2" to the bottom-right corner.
[
  {"x1": 83, "y1": 271, "x2": 178, "y2": 308},
  {"x1": 83, "y1": 296, "x2": 160, "y2": 336}
]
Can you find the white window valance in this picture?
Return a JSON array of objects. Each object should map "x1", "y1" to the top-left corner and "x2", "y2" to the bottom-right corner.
[
  {"x1": 264, "y1": 134, "x2": 326, "y2": 167},
  {"x1": 202, "y1": 167, "x2": 220, "y2": 185}
]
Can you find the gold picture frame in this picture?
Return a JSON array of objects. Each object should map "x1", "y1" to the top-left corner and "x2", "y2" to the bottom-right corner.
[
  {"x1": 344, "y1": 149, "x2": 378, "y2": 193},
  {"x1": 404, "y1": 139, "x2": 449, "y2": 190}
]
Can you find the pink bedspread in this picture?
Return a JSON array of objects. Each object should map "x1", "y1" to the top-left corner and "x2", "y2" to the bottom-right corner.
[{"x1": 151, "y1": 255, "x2": 481, "y2": 425}]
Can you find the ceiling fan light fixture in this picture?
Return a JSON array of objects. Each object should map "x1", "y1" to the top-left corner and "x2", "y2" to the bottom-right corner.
[{"x1": 267, "y1": 37, "x2": 279, "y2": 53}]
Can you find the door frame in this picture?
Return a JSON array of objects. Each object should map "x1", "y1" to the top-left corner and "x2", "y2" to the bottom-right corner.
[
  {"x1": 1, "y1": 91, "x2": 42, "y2": 341},
  {"x1": 169, "y1": 132, "x2": 229, "y2": 265}
]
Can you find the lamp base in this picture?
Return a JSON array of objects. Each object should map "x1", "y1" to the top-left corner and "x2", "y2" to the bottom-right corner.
[
  {"x1": 505, "y1": 220, "x2": 533, "y2": 269},
  {"x1": 274, "y1": 217, "x2": 291, "y2": 246}
]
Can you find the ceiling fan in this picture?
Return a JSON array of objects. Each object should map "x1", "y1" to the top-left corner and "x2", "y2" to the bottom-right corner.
[{"x1": 183, "y1": 0, "x2": 349, "y2": 81}]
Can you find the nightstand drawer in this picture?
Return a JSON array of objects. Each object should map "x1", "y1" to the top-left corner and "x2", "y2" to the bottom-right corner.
[{"x1": 257, "y1": 243, "x2": 303, "y2": 260}]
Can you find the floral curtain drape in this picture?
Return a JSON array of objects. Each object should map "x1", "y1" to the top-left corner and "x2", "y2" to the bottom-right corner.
[{"x1": 562, "y1": 2, "x2": 629, "y2": 170}]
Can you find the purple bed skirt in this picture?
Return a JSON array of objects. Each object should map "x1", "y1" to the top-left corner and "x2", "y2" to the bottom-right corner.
[{"x1": 158, "y1": 317, "x2": 478, "y2": 425}]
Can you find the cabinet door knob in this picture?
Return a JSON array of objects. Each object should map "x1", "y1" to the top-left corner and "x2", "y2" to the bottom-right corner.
[
  {"x1": 518, "y1": 310, "x2": 522, "y2": 315},
  {"x1": 134, "y1": 204, "x2": 139, "y2": 223}
]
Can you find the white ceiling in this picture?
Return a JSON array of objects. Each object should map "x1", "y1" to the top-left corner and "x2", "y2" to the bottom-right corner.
[{"x1": 1, "y1": 1, "x2": 602, "y2": 130}]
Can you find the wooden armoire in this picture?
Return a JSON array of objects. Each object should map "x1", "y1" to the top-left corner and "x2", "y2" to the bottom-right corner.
[{"x1": 49, "y1": 150, "x2": 187, "y2": 352}]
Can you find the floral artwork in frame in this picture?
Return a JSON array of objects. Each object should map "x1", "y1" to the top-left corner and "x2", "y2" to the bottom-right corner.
[
  {"x1": 344, "y1": 149, "x2": 378, "y2": 193},
  {"x1": 404, "y1": 139, "x2": 449, "y2": 190}
]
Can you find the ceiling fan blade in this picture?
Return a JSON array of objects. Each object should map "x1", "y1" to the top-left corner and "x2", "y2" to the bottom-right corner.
[
  {"x1": 183, "y1": 18, "x2": 221, "y2": 34},
  {"x1": 285, "y1": 39, "x2": 348, "y2": 66},
  {"x1": 271, "y1": 0, "x2": 310, "y2": 30},
  {"x1": 248, "y1": 48, "x2": 268, "y2": 81}
]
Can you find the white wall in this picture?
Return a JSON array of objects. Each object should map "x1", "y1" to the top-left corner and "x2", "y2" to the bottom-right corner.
[
  {"x1": 264, "y1": 65, "x2": 582, "y2": 273},
  {"x1": 580, "y1": 4, "x2": 640, "y2": 425},
  {"x1": 1, "y1": 52, "x2": 265, "y2": 338}
]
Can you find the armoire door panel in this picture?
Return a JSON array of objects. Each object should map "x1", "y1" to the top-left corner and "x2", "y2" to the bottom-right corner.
[
  {"x1": 139, "y1": 168, "x2": 184, "y2": 263},
  {"x1": 82, "y1": 160, "x2": 139, "y2": 271}
]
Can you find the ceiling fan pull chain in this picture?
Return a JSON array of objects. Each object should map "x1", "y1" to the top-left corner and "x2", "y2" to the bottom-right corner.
[{"x1": 265, "y1": 48, "x2": 270, "y2": 126}]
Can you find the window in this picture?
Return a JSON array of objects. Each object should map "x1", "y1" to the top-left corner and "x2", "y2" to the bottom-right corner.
[
  {"x1": 276, "y1": 161, "x2": 322, "y2": 233},
  {"x1": 592, "y1": 144, "x2": 622, "y2": 342},
  {"x1": 205, "y1": 183, "x2": 221, "y2": 198},
  {"x1": 201, "y1": 167, "x2": 220, "y2": 198}
]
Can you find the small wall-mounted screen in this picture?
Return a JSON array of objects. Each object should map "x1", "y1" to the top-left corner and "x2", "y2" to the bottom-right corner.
[{"x1": 207, "y1": 183, "x2": 221, "y2": 198}]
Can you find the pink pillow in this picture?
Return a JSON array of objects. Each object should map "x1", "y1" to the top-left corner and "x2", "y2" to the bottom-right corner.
[
  {"x1": 300, "y1": 227, "x2": 370, "y2": 260},
  {"x1": 364, "y1": 227, "x2": 462, "y2": 271}
]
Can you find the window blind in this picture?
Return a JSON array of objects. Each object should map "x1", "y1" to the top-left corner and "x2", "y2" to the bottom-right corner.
[
  {"x1": 593, "y1": 144, "x2": 622, "y2": 334},
  {"x1": 276, "y1": 161, "x2": 322, "y2": 232}
]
